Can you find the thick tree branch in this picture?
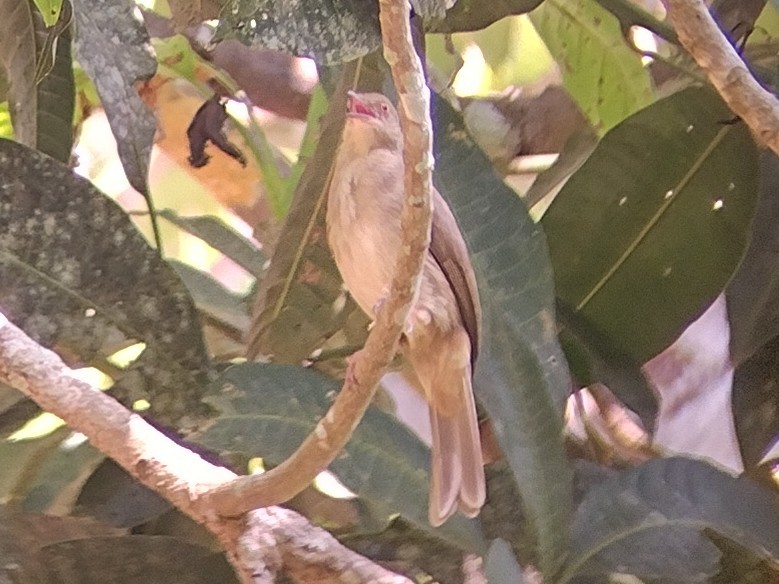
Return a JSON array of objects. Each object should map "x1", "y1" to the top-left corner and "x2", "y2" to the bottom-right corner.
[
  {"x1": 204, "y1": 0, "x2": 434, "y2": 517},
  {"x1": 0, "y1": 314, "x2": 411, "y2": 584},
  {"x1": 663, "y1": 0, "x2": 779, "y2": 155}
]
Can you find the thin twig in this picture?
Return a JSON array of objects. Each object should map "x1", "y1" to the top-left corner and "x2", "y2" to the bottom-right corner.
[
  {"x1": 204, "y1": 0, "x2": 434, "y2": 517},
  {"x1": 662, "y1": 0, "x2": 779, "y2": 156}
]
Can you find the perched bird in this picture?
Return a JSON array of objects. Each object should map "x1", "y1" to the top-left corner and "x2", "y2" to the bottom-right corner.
[{"x1": 326, "y1": 91, "x2": 485, "y2": 525}]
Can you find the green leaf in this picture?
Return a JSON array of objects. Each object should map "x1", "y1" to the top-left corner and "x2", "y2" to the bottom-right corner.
[
  {"x1": 543, "y1": 86, "x2": 759, "y2": 363},
  {"x1": 432, "y1": 95, "x2": 572, "y2": 578},
  {"x1": 215, "y1": 0, "x2": 380, "y2": 65},
  {"x1": 530, "y1": 0, "x2": 654, "y2": 133},
  {"x1": 426, "y1": 0, "x2": 544, "y2": 33},
  {"x1": 560, "y1": 457, "x2": 779, "y2": 583},
  {"x1": 197, "y1": 363, "x2": 488, "y2": 553},
  {"x1": 158, "y1": 210, "x2": 266, "y2": 279},
  {"x1": 32, "y1": 0, "x2": 62, "y2": 27},
  {"x1": 0, "y1": 139, "x2": 212, "y2": 425}
]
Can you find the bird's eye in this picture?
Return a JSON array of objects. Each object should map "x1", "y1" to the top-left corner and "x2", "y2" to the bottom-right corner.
[{"x1": 380, "y1": 103, "x2": 389, "y2": 114}]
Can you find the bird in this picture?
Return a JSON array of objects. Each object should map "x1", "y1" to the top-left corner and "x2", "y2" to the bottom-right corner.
[{"x1": 326, "y1": 91, "x2": 485, "y2": 526}]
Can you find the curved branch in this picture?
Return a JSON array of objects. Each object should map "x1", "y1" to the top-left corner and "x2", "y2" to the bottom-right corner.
[
  {"x1": 0, "y1": 315, "x2": 411, "y2": 584},
  {"x1": 204, "y1": 0, "x2": 434, "y2": 518},
  {"x1": 662, "y1": 0, "x2": 779, "y2": 156}
]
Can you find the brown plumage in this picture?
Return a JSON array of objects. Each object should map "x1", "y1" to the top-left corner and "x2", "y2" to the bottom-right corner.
[{"x1": 326, "y1": 91, "x2": 485, "y2": 525}]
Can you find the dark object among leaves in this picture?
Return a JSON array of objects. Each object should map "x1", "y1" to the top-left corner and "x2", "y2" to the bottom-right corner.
[{"x1": 187, "y1": 95, "x2": 246, "y2": 168}]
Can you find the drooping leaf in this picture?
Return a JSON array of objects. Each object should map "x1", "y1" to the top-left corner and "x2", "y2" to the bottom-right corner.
[
  {"x1": 432, "y1": 95, "x2": 572, "y2": 577},
  {"x1": 426, "y1": 0, "x2": 544, "y2": 32},
  {"x1": 215, "y1": 0, "x2": 380, "y2": 65},
  {"x1": 560, "y1": 457, "x2": 779, "y2": 583},
  {"x1": 71, "y1": 0, "x2": 156, "y2": 196},
  {"x1": 196, "y1": 362, "x2": 488, "y2": 553},
  {"x1": 0, "y1": 0, "x2": 38, "y2": 146},
  {"x1": 530, "y1": 0, "x2": 654, "y2": 133},
  {"x1": 0, "y1": 139, "x2": 212, "y2": 424},
  {"x1": 543, "y1": 86, "x2": 759, "y2": 364}
]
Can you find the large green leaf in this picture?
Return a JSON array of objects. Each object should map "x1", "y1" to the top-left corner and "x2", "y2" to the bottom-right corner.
[
  {"x1": 432, "y1": 95, "x2": 572, "y2": 577},
  {"x1": 530, "y1": 0, "x2": 654, "y2": 133},
  {"x1": 543, "y1": 86, "x2": 759, "y2": 364},
  {"x1": 196, "y1": 363, "x2": 487, "y2": 553},
  {"x1": 0, "y1": 139, "x2": 212, "y2": 424},
  {"x1": 559, "y1": 457, "x2": 779, "y2": 583}
]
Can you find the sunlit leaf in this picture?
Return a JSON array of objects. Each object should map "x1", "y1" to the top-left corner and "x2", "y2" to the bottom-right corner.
[{"x1": 530, "y1": 0, "x2": 654, "y2": 133}]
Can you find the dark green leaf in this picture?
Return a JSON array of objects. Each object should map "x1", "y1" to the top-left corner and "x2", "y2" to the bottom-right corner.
[
  {"x1": 197, "y1": 363, "x2": 488, "y2": 553},
  {"x1": 0, "y1": 139, "x2": 212, "y2": 424},
  {"x1": 561, "y1": 457, "x2": 779, "y2": 583},
  {"x1": 543, "y1": 86, "x2": 759, "y2": 363},
  {"x1": 159, "y1": 210, "x2": 265, "y2": 279},
  {"x1": 215, "y1": 0, "x2": 380, "y2": 65},
  {"x1": 71, "y1": 0, "x2": 156, "y2": 196},
  {"x1": 530, "y1": 0, "x2": 654, "y2": 133},
  {"x1": 433, "y1": 95, "x2": 572, "y2": 577},
  {"x1": 426, "y1": 0, "x2": 544, "y2": 32}
]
